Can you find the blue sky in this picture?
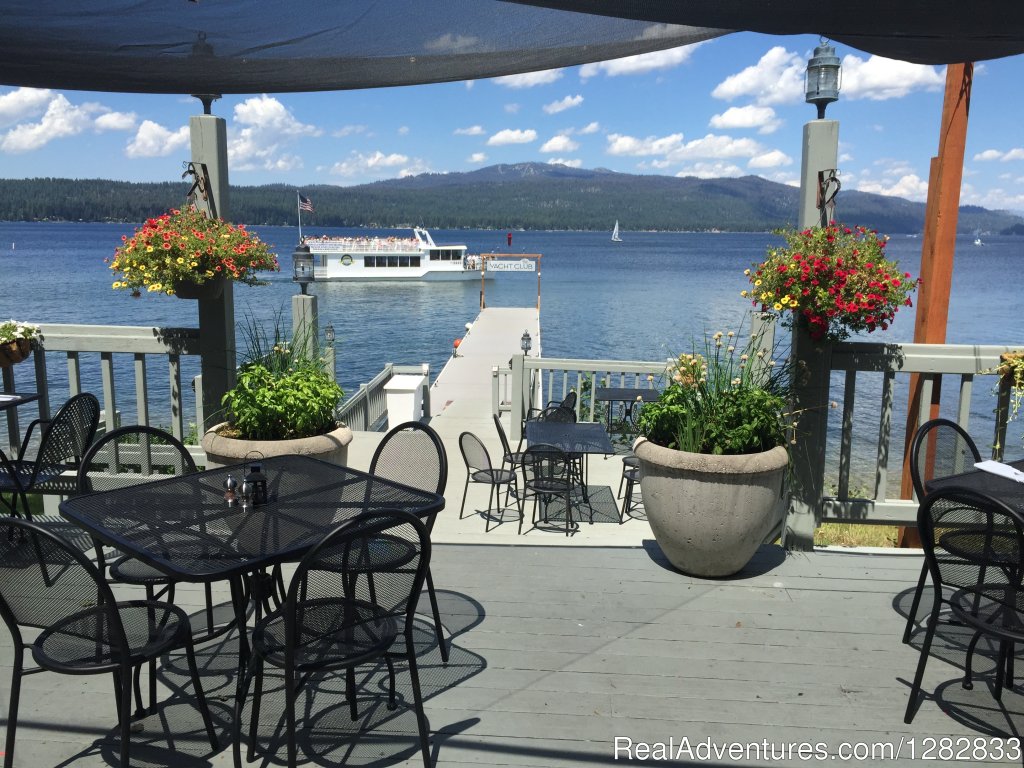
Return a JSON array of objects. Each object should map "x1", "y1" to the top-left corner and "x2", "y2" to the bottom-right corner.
[{"x1": 2, "y1": 32, "x2": 1023, "y2": 213}]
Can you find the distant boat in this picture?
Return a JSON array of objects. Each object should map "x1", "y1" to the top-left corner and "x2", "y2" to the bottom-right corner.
[
  {"x1": 974, "y1": 232, "x2": 985, "y2": 246},
  {"x1": 611, "y1": 221, "x2": 622, "y2": 242}
]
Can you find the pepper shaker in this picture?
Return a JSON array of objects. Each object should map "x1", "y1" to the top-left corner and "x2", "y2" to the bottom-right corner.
[{"x1": 223, "y1": 474, "x2": 238, "y2": 507}]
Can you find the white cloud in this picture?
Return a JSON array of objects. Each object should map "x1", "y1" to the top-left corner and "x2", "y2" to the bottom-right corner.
[
  {"x1": 712, "y1": 46, "x2": 805, "y2": 106},
  {"x1": 675, "y1": 162, "x2": 744, "y2": 179},
  {"x1": 748, "y1": 149, "x2": 793, "y2": 169},
  {"x1": 669, "y1": 134, "x2": 761, "y2": 161},
  {"x1": 454, "y1": 125, "x2": 485, "y2": 136},
  {"x1": 94, "y1": 111, "x2": 137, "y2": 132},
  {"x1": 504, "y1": 103, "x2": 520, "y2": 114},
  {"x1": 547, "y1": 158, "x2": 582, "y2": 168},
  {"x1": 398, "y1": 159, "x2": 431, "y2": 177},
  {"x1": 1, "y1": 94, "x2": 94, "y2": 153},
  {"x1": 606, "y1": 132, "x2": 684, "y2": 157},
  {"x1": 540, "y1": 135, "x2": 579, "y2": 153},
  {"x1": 468, "y1": 152, "x2": 487, "y2": 163},
  {"x1": 493, "y1": 69, "x2": 563, "y2": 88},
  {"x1": 229, "y1": 95, "x2": 320, "y2": 172},
  {"x1": 330, "y1": 150, "x2": 412, "y2": 177},
  {"x1": 976, "y1": 147, "x2": 1024, "y2": 162},
  {"x1": 543, "y1": 95, "x2": 583, "y2": 115},
  {"x1": 486, "y1": 128, "x2": 537, "y2": 146},
  {"x1": 855, "y1": 173, "x2": 929, "y2": 201},
  {"x1": 333, "y1": 124, "x2": 367, "y2": 138},
  {"x1": 0, "y1": 87, "x2": 53, "y2": 129},
  {"x1": 579, "y1": 44, "x2": 701, "y2": 79},
  {"x1": 709, "y1": 105, "x2": 781, "y2": 135},
  {"x1": 125, "y1": 120, "x2": 189, "y2": 158},
  {"x1": 397, "y1": 126, "x2": 409, "y2": 135},
  {"x1": 840, "y1": 55, "x2": 944, "y2": 100},
  {"x1": 578, "y1": 121, "x2": 600, "y2": 135},
  {"x1": 1006, "y1": 149, "x2": 1024, "y2": 161}
]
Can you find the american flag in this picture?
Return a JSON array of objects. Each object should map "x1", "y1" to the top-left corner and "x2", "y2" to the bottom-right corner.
[{"x1": 298, "y1": 194, "x2": 314, "y2": 213}]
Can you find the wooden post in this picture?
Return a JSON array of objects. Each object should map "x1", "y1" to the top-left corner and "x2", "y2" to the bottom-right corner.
[{"x1": 900, "y1": 64, "x2": 973, "y2": 501}]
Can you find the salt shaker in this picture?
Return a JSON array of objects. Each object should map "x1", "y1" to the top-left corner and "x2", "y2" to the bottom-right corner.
[{"x1": 223, "y1": 474, "x2": 238, "y2": 506}]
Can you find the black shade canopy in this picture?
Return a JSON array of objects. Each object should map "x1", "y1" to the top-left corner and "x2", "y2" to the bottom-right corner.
[{"x1": 1, "y1": 1, "x2": 1019, "y2": 95}]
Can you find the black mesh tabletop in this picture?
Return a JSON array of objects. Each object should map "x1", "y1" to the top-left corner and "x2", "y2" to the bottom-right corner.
[
  {"x1": 525, "y1": 421, "x2": 614, "y2": 455},
  {"x1": 59, "y1": 454, "x2": 444, "y2": 582},
  {"x1": 594, "y1": 387, "x2": 660, "y2": 404},
  {"x1": 927, "y1": 459, "x2": 1024, "y2": 512}
]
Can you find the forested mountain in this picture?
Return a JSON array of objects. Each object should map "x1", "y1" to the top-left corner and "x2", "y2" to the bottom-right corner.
[{"x1": 1, "y1": 164, "x2": 1020, "y2": 234}]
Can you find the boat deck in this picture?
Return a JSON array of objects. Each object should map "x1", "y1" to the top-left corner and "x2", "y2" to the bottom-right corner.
[{"x1": 3, "y1": 545, "x2": 1021, "y2": 767}]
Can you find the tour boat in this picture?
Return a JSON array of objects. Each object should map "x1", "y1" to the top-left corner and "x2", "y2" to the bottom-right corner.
[{"x1": 304, "y1": 228, "x2": 491, "y2": 282}]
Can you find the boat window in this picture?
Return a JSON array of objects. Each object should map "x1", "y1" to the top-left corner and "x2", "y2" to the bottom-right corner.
[
  {"x1": 387, "y1": 256, "x2": 398, "y2": 267},
  {"x1": 365, "y1": 256, "x2": 377, "y2": 267},
  {"x1": 411, "y1": 256, "x2": 420, "y2": 267},
  {"x1": 429, "y1": 249, "x2": 440, "y2": 261}
]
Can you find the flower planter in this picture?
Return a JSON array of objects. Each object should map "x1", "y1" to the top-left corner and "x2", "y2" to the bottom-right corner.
[
  {"x1": 172, "y1": 277, "x2": 225, "y2": 300},
  {"x1": 633, "y1": 437, "x2": 788, "y2": 577},
  {"x1": 0, "y1": 338, "x2": 32, "y2": 368},
  {"x1": 201, "y1": 422, "x2": 354, "y2": 469}
]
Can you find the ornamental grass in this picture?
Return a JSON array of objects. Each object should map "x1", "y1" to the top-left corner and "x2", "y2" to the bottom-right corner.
[
  {"x1": 744, "y1": 223, "x2": 919, "y2": 342},
  {"x1": 107, "y1": 207, "x2": 278, "y2": 297}
]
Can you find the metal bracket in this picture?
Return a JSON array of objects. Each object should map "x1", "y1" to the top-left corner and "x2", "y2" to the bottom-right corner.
[
  {"x1": 182, "y1": 161, "x2": 217, "y2": 219},
  {"x1": 817, "y1": 168, "x2": 841, "y2": 225}
]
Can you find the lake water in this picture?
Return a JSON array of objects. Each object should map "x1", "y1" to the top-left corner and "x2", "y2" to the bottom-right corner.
[{"x1": 3, "y1": 222, "x2": 1024, "y2": 480}]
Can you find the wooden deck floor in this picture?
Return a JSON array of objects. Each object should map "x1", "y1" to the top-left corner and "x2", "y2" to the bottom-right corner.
[{"x1": 3, "y1": 543, "x2": 1023, "y2": 767}]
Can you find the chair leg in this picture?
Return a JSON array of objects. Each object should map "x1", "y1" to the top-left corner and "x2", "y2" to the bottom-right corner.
[
  {"x1": 902, "y1": 562, "x2": 929, "y2": 644},
  {"x1": 117, "y1": 667, "x2": 133, "y2": 768},
  {"x1": 484, "y1": 482, "x2": 494, "y2": 533},
  {"x1": 182, "y1": 635, "x2": 219, "y2": 751},
  {"x1": 233, "y1": 653, "x2": 257, "y2": 768},
  {"x1": 405, "y1": 639, "x2": 433, "y2": 768},
  {"x1": 459, "y1": 477, "x2": 469, "y2": 519},
  {"x1": 424, "y1": 568, "x2": 449, "y2": 663},
  {"x1": 346, "y1": 667, "x2": 358, "y2": 720},
  {"x1": 905, "y1": 599, "x2": 942, "y2": 723},
  {"x1": 4, "y1": 642, "x2": 23, "y2": 768},
  {"x1": 286, "y1": 662, "x2": 299, "y2": 768},
  {"x1": 247, "y1": 654, "x2": 264, "y2": 763},
  {"x1": 385, "y1": 656, "x2": 397, "y2": 709}
]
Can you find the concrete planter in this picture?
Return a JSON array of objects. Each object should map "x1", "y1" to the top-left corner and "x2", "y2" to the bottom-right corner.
[
  {"x1": 633, "y1": 437, "x2": 788, "y2": 578},
  {"x1": 201, "y1": 422, "x2": 353, "y2": 468}
]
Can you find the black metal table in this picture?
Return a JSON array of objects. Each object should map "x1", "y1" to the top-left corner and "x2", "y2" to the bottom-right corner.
[
  {"x1": 0, "y1": 392, "x2": 39, "y2": 411},
  {"x1": 525, "y1": 421, "x2": 615, "y2": 504},
  {"x1": 926, "y1": 459, "x2": 1024, "y2": 511},
  {"x1": 593, "y1": 386, "x2": 659, "y2": 431},
  {"x1": 60, "y1": 454, "x2": 445, "y2": 685}
]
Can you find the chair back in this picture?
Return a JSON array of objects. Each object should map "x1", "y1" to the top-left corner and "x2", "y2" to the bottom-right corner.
[
  {"x1": 459, "y1": 431, "x2": 494, "y2": 474},
  {"x1": 369, "y1": 421, "x2": 447, "y2": 496},
  {"x1": 918, "y1": 487, "x2": 1022, "y2": 601},
  {"x1": 521, "y1": 443, "x2": 571, "y2": 492},
  {"x1": 492, "y1": 414, "x2": 513, "y2": 459},
  {"x1": 32, "y1": 393, "x2": 101, "y2": 482},
  {"x1": 559, "y1": 391, "x2": 577, "y2": 412},
  {"x1": 909, "y1": 418, "x2": 982, "y2": 500},
  {"x1": 536, "y1": 405, "x2": 576, "y2": 423},
  {"x1": 77, "y1": 424, "x2": 197, "y2": 494},
  {"x1": 285, "y1": 509, "x2": 430, "y2": 657},
  {"x1": 0, "y1": 517, "x2": 126, "y2": 650}
]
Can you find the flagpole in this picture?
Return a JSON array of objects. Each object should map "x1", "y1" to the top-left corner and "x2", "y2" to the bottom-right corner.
[{"x1": 296, "y1": 192, "x2": 303, "y2": 242}]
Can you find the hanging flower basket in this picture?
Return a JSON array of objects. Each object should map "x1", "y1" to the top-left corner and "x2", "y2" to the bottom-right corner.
[
  {"x1": 172, "y1": 276, "x2": 226, "y2": 301},
  {"x1": 0, "y1": 338, "x2": 32, "y2": 368}
]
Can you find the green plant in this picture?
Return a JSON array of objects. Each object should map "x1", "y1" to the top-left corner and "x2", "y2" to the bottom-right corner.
[
  {"x1": 219, "y1": 316, "x2": 344, "y2": 441},
  {"x1": 635, "y1": 323, "x2": 791, "y2": 455},
  {"x1": 107, "y1": 207, "x2": 278, "y2": 297},
  {"x1": 0, "y1": 319, "x2": 39, "y2": 344},
  {"x1": 744, "y1": 223, "x2": 919, "y2": 342}
]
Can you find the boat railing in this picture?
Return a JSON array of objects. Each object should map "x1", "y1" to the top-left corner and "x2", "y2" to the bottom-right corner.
[
  {"x1": 498, "y1": 339, "x2": 1022, "y2": 532},
  {"x1": 1, "y1": 323, "x2": 203, "y2": 492},
  {"x1": 337, "y1": 363, "x2": 431, "y2": 431},
  {"x1": 306, "y1": 238, "x2": 421, "y2": 253}
]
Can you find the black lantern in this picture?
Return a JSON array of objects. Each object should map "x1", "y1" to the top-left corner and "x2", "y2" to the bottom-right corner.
[
  {"x1": 292, "y1": 243, "x2": 314, "y2": 295},
  {"x1": 520, "y1": 330, "x2": 532, "y2": 354},
  {"x1": 324, "y1": 322, "x2": 335, "y2": 343},
  {"x1": 805, "y1": 42, "x2": 842, "y2": 119},
  {"x1": 245, "y1": 461, "x2": 269, "y2": 506}
]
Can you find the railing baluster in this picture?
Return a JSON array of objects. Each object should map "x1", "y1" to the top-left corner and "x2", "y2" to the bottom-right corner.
[
  {"x1": 134, "y1": 353, "x2": 149, "y2": 426},
  {"x1": 875, "y1": 370, "x2": 894, "y2": 500},
  {"x1": 838, "y1": 370, "x2": 855, "y2": 499},
  {"x1": 100, "y1": 351, "x2": 117, "y2": 433},
  {"x1": 169, "y1": 356, "x2": 183, "y2": 440},
  {"x1": 67, "y1": 351, "x2": 81, "y2": 397}
]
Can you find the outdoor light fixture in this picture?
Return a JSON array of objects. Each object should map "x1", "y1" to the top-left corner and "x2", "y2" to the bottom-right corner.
[
  {"x1": 805, "y1": 41, "x2": 841, "y2": 119},
  {"x1": 521, "y1": 330, "x2": 532, "y2": 354},
  {"x1": 292, "y1": 243, "x2": 314, "y2": 295},
  {"x1": 324, "y1": 322, "x2": 335, "y2": 343}
]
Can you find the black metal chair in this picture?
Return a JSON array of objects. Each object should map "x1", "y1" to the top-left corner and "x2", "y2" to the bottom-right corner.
[
  {"x1": 77, "y1": 424, "x2": 224, "y2": 714},
  {"x1": 619, "y1": 458, "x2": 641, "y2": 524},
  {"x1": 492, "y1": 413, "x2": 526, "y2": 504},
  {"x1": 903, "y1": 418, "x2": 983, "y2": 644},
  {"x1": 0, "y1": 516, "x2": 218, "y2": 768},
  {"x1": 369, "y1": 420, "x2": 449, "y2": 662},
  {"x1": 233, "y1": 509, "x2": 433, "y2": 768},
  {"x1": 0, "y1": 392, "x2": 100, "y2": 519},
  {"x1": 458, "y1": 431, "x2": 518, "y2": 532},
  {"x1": 905, "y1": 487, "x2": 1021, "y2": 723},
  {"x1": 519, "y1": 443, "x2": 577, "y2": 536}
]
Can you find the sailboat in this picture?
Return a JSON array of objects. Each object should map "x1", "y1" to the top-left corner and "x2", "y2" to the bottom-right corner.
[{"x1": 611, "y1": 220, "x2": 622, "y2": 242}]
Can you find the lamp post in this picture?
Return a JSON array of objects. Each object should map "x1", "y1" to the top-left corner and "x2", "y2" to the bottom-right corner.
[
  {"x1": 520, "y1": 330, "x2": 532, "y2": 420},
  {"x1": 291, "y1": 242, "x2": 318, "y2": 360},
  {"x1": 787, "y1": 42, "x2": 842, "y2": 553},
  {"x1": 324, "y1": 321, "x2": 336, "y2": 383}
]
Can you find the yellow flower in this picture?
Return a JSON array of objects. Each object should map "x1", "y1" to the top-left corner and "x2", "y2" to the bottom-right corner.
[
  {"x1": 176, "y1": 257, "x2": 185, "y2": 264},
  {"x1": 754, "y1": 279, "x2": 762, "y2": 286},
  {"x1": 146, "y1": 246, "x2": 154, "y2": 252},
  {"x1": 789, "y1": 300, "x2": 799, "y2": 308},
  {"x1": 740, "y1": 290, "x2": 748, "y2": 297},
  {"x1": 743, "y1": 268, "x2": 751, "y2": 276},
  {"x1": 773, "y1": 302, "x2": 783, "y2": 311},
  {"x1": 112, "y1": 281, "x2": 121, "y2": 289},
  {"x1": 781, "y1": 295, "x2": 792, "y2": 304}
]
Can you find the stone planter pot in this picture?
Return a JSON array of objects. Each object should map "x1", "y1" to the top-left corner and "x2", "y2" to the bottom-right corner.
[
  {"x1": 201, "y1": 422, "x2": 353, "y2": 468},
  {"x1": 633, "y1": 437, "x2": 789, "y2": 578},
  {"x1": 172, "y1": 277, "x2": 225, "y2": 300}
]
